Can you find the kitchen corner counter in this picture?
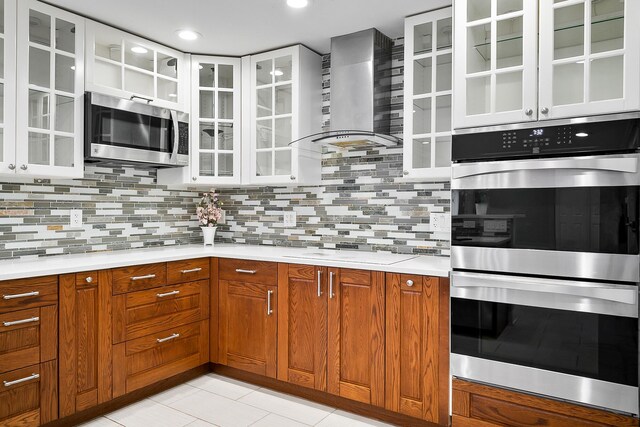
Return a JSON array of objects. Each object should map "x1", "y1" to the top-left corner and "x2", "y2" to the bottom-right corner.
[{"x1": 0, "y1": 244, "x2": 450, "y2": 281}]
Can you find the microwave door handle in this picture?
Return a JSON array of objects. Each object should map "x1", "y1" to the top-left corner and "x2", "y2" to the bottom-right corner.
[
  {"x1": 452, "y1": 156, "x2": 638, "y2": 180},
  {"x1": 169, "y1": 110, "x2": 179, "y2": 163}
]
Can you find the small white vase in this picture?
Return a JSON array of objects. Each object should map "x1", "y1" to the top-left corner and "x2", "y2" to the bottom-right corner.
[
  {"x1": 201, "y1": 226, "x2": 217, "y2": 246},
  {"x1": 475, "y1": 203, "x2": 488, "y2": 216}
]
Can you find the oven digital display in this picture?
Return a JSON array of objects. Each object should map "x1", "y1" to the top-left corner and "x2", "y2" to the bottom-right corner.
[{"x1": 530, "y1": 129, "x2": 544, "y2": 137}]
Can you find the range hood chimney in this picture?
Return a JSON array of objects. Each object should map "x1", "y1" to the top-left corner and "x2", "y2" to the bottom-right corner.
[{"x1": 290, "y1": 28, "x2": 401, "y2": 149}]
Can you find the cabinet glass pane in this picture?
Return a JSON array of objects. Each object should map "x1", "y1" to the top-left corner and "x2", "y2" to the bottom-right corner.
[
  {"x1": 0, "y1": 38, "x2": 4, "y2": 78},
  {"x1": 436, "y1": 54, "x2": 452, "y2": 92},
  {"x1": 256, "y1": 151, "x2": 272, "y2": 176},
  {"x1": 275, "y1": 84, "x2": 292, "y2": 115},
  {"x1": 55, "y1": 95, "x2": 74, "y2": 133},
  {"x1": 55, "y1": 19, "x2": 75, "y2": 53},
  {"x1": 29, "y1": 10, "x2": 50, "y2": 47},
  {"x1": 199, "y1": 152, "x2": 215, "y2": 176},
  {"x1": 496, "y1": 17, "x2": 523, "y2": 68},
  {"x1": 0, "y1": 130, "x2": 3, "y2": 162},
  {"x1": 553, "y1": 62, "x2": 584, "y2": 105},
  {"x1": 55, "y1": 54, "x2": 74, "y2": 93},
  {"x1": 0, "y1": 83, "x2": 3, "y2": 123},
  {"x1": 124, "y1": 69, "x2": 153, "y2": 97},
  {"x1": 498, "y1": 0, "x2": 523, "y2": 15},
  {"x1": 29, "y1": 47, "x2": 50, "y2": 87},
  {"x1": 256, "y1": 119, "x2": 272, "y2": 149},
  {"x1": 495, "y1": 71, "x2": 522, "y2": 112},
  {"x1": 200, "y1": 91, "x2": 214, "y2": 118},
  {"x1": 467, "y1": 24, "x2": 490, "y2": 73},
  {"x1": 28, "y1": 132, "x2": 49, "y2": 165},
  {"x1": 257, "y1": 87, "x2": 272, "y2": 117},
  {"x1": 275, "y1": 117, "x2": 292, "y2": 147},
  {"x1": 219, "y1": 123, "x2": 233, "y2": 150},
  {"x1": 124, "y1": 41, "x2": 153, "y2": 71},
  {"x1": 157, "y1": 78, "x2": 177, "y2": 101},
  {"x1": 413, "y1": 97, "x2": 432, "y2": 134},
  {"x1": 413, "y1": 57, "x2": 432, "y2": 95},
  {"x1": 199, "y1": 123, "x2": 215, "y2": 149},
  {"x1": 274, "y1": 56, "x2": 292, "y2": 82},
  {"x1": 54, "y1": 136, "x2": 74, "y2": 167},
  {"x1": 218, "y1": 64, "x2": 234, "y2": 88},
  {"x1": 256, "y1": 59, "x2": 272, "y2": 86},
  {"x1": 218, "y1": 91, "x2": 233, "y2": 119},
  {"x1": 412, "y1": 138, "x2": 431, "y2": 169},
  {"x1": 157, "y1": 53, "x2": 178, "y2": 78},
  {"x1": 274, "y1": 150, "x2": 291, "y2": 175},
  {"x1": 435, "y1": 95, "x2": 451, "y2": 132},
  {"x1": 199, "y1": 63, "x2": 214, "y2": 87},
  {"x1": 436, "y1": 18, "x2": 452, "y2": 50},
  {"x1": 218, "y1": 153, "x2": 233, "y2": 176},
  {"x1": 414, "y1": 22, "x2": 433, "y2": 55},
  {"x1": 554, "y1": 3, "x2": 584, "y2": 60},
  {"x1": 28, "y1": 90, "x2": 49, "y2": 129},
  {"x1": 466, "y1": 75, "x2": 490, "y2": 115},
  {"x1": 468, "y1": 0, "x2": 491, "y2": 22},
  {"x1": 592, "y1": 0, "x2": 624, "y2": 54},
  {"x1": 590, "y1": 56, "x2": 623, "y2": 101},
  {"x1": 435, "y1": 136, "x2": 452, "y2": 168},
  {"x1": 0, "y1": 0, "x2": 4, "y2": 34},
  {"x1": 94, "y1": 60, "x2": 122, "y2": 89},
  {"x1": 95, "y1": 34, "x2": 122, "y2": 62}
]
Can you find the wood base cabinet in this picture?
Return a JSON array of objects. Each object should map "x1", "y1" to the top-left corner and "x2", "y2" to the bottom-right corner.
[
  {"x1": 0, "y1": 361, "x2": 57, "y2": 426},
  {"x1": 452, "y1": 378, "x2": 639, "y2": 427},
  {"x1": 385, "y1": 274, "x2": 449, "y2": 425}
]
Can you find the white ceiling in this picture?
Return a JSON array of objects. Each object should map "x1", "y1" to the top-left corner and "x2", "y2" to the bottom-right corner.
[{"x1": 47, "y1": 0, "x2": 451, "y2": 56}]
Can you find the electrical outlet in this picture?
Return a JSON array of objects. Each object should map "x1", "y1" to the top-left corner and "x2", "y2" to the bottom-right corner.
[
  {"x1": 283, "y1": 211, "x2": 297, "y2": 227},
  {"x1": 69, "y1": 209, "x2": 83, "y2": 228},
  {"x1": 431, "y1": 213, "x2": 450, "y2": 232}
]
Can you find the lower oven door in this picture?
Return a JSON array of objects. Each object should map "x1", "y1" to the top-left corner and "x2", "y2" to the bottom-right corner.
[{"x1": 451, "y1": 271, "x2": 639, "y2": 415}]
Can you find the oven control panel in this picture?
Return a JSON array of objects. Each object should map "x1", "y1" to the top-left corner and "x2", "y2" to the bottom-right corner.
[{"x1": 453, "y1": 116, "x2": 640, "y2": 162}]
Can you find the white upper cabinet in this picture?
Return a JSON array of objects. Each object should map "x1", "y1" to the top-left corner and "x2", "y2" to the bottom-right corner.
[
  {"x1": 85, "y1": 20, "x2": 189, "y2": 111},
  {"x1": 403, "y1": 7, "x2": 453, "y2": 180},
  {"x1": 0, "y1": 0, "x2": 16, "y2": 175},
  {"x1": 454, "y1": 0, "x2": 538, "y2": 129},
  {"x1": 244, "y1": 45, "x2": 321, "y2": 186},
  {"x1": 538, "y1": 0, "x2": 640, "y2": 120}
]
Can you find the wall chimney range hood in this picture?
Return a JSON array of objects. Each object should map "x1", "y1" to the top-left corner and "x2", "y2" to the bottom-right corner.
[{"x1": 290, "y1": 28, "x2": 400, "y2": 149}]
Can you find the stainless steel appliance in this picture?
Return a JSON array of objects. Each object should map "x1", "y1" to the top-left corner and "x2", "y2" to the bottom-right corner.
[
  {"x1": 84, "y1": 92, "x2": 189, "y2": 167},
  {"x1": 450, "y1": 113, "x2": 640, "y2": 416}
]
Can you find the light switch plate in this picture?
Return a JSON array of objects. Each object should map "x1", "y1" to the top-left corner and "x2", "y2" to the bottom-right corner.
[
  {"x1": 69, "y1": 209, "x2": 83, "y2": 228},
  {"x1": 283, "y1": 211, "x2": 297, "y2": 227},
  {"x1": 431, "y1": 213, "x2": 450, "y2": 232}
]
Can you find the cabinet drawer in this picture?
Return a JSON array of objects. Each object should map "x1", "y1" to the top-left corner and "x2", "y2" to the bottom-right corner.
[
  {"x1": 219, "y1": 258, "x2": 277, "y2": 285},
  {"x1": 112, "y1": 263, "x2": 167, "y2": 294},
  {"x1": 113, "y1": 280, "x2": 209, "y2": 343},
  {"x1": 167, "y1": 258, "x2": 210, "y2": 285},
  {"x1": 75, "y1": 271, "x2": 99, "y2": 287},
  {"x1": 0, "y1": 306, "x2": 57, "y2": 374},
  {"x1": 0, "y1": 276, "x2": 57, "y2": 314}
]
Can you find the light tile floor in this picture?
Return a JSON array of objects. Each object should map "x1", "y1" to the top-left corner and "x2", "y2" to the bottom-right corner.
[{"x1": 80, "y1": 374, "x2": 397, "y2": 427}]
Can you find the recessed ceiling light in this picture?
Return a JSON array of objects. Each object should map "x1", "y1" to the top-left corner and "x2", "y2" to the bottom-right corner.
[
  {"x1": 287, "y1": 0, "x2": 308, "y2": 8},
  {"x1": 270, "y1": 69, "x2": 284, "y2": 76},
  {"x1": 177, "y1": 30, "x2": 200, "y2": 41},
  {"x1": 576, "y1": 132, "x2": 589, "y2": 137},
  {"x1": 131, "y1": 46, "x2": 148, "y2": 54}
]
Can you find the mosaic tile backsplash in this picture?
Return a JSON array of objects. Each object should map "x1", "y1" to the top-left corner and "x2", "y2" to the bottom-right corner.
[{"x1": 0, "y1": 38, "x2": 451, "y2": 260}]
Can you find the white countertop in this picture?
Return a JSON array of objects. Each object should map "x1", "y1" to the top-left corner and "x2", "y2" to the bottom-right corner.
[{"x1": 0, "y1": 244, "x2": 450, "y2": 281}]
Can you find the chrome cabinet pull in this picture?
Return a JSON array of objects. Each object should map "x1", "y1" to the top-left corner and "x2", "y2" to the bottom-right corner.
[
  {"x1": 131, "y1": 274, "x2": 156, "y2": 281},
  {"x1": 130, "y1": 95, "x2": 153, "y2": 104},
  {"x1": 3, "y1": 291, "x2": 39, "y2": 300},
  {"x1": 540, "y1": 107, "x2": 549, "y2": 115},
  {"x1": 3, "y1": 316, "x2": 39, "y2": 327},
  {"x1": 235, "y1": 269, "x2": 256, "y2": 274},
  {"x1": 156, "y1": 290, "x2": 180, "y2": 298},
  {"x1": 406, "y1": 279, "x2": 414, "y2": 287},
  {"x1": 329, "y1": 272, "x2": 335, "y2": 299},
  {"x1": 8, "y1": 164, "x2": 15, "y2": 170},
  {"x1": 524, "y1": 108, "x2": 533, "y2": 116},
  {"x1": 181, "y1": 267, "x2": 202, "y2": 274},
  {"x1": 20, "y1": 164, "x2": 28, "y2": 171},
  {"x1": 267, "y1": 290, "x2": 273, "y2": 315},
  {"x1": 157, "y1": 333, "x2": 180, "y2": 343},
  {"x1": 85, "y1": 276, "x2": 94, "y2": 283},
  {"x1": 317, "y1": 270, "x2": 322, "y2": 297},
  {"x1": 4, "y1": 373, "x2": 39, "y2": 387}
]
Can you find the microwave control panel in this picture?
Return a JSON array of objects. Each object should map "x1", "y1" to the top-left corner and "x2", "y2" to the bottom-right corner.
[{"x1": 178, "y1": 122, "x2": 189, "y2": 155}]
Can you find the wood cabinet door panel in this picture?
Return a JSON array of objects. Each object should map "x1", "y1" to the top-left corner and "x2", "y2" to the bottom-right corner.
[
  {"x1": 0, "y1": 276, "x2": 57, "y2": 314},
  {"x1": 167, "y1": 258, "x2": 210, "y2": 285},
  {"x1": 219, "y1": 259, "x2": 278, "y2": 284}
]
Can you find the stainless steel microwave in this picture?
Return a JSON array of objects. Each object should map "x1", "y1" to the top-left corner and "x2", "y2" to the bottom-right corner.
[{"x1": 84, "y1": 92, "x2": 189, "y2": 167}]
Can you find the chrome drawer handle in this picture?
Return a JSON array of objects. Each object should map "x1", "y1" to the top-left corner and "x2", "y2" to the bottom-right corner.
[
  {"x1": 317, "y1": 270, "x2": 322, "y2": 297},
  {"x1": 267, "y1": 290, "x2": 273, "y2": 316},
  {"x1": 157, "y1": 333, "x2": 180, "y2": 343},
  {"x1": 235, "y1": 269, "x2": 256, "y2": 274},
  {"x1": 181, "y1": 267, "x2": 202, "y2": 274},
  {"x1": 156, "y1": 290, "x2": 180, "y2": 298},
  {"x1": 3, "y1": 291, "x2": 39, "y2": 300},
  {"x1": 85, "y1": 276, "x2": 94, "y2": 283},
  {"x1": 3, "y1": 316, "x2": 39, "y2": 327},
  {"x1": 329, "y1": 272, "x2": 335, "y2": 299},
  {"x1": 406, "y1": 280, "x2": 414, "y2": 287},
  {"x1": 131, "y1": 274, "x2": 156, "y2": 281},
  {"x1": 4, "y1": 373, "x2": 39, "y2": 387}
]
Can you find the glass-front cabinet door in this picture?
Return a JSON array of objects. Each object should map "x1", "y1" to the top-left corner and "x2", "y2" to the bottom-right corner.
[
  {"x1": 191, "y1": 55, "x2": 241, "y2": 185},
  {"x1": 538, "y1": 0, "x2": 640, "y2": 119},
  {"x1": 0, "y1": 0, "x2": 16, "y2": 175},
  {"x1": 403, "y1": 7, "x2": 453, "y2": 180},
  {"x1": 15, "y1": 0, "x2": 84, "y2": 178},
  {"x1": 453, "y1": 0, "x2": 538, "y2": 129}
]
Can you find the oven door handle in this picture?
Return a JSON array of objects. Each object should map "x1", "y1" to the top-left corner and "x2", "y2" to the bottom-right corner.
[{"x1": 452, "y1": 156, "x2": 637, "y2": 180}]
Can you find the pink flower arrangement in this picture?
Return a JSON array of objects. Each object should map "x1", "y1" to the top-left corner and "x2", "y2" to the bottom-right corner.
[{"x1": 196, "y1": 190, "x2": 223, "y2": 227}]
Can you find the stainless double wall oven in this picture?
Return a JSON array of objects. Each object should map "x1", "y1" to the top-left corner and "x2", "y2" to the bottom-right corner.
[{"x1": 450, "y1": 113, "x2": 640, "y2": 416}]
